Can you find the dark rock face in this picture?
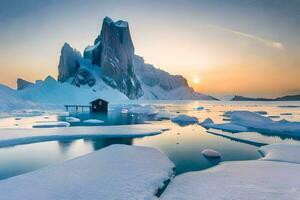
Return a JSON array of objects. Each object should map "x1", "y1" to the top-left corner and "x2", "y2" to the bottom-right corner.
[
  {"x1": 84, "y1": 17, "x2": 143, "y2": 99},
  {"x1": 17, "y1": 78, "x2": 34, "y2": 90},
  {"x1": 58, "y1": 43, "x2": 81, "y2": 82}
]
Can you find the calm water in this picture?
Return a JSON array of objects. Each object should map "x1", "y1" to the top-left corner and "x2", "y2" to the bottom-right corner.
[{"x1": 0, "y1": 100, "x2": 300, "y2": 180}]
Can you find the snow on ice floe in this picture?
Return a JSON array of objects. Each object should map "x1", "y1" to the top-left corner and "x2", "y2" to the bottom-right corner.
[
  {"x1": 228, "y1": 111, "x2": 300, "y2": 136},
  {"x1": 83, "y1": 119, "x2": 104, "y2": 124},
  {"x1": 0, "y1": 124, "x2": 166, "y2": 147},
  {"x1": 201, "y1": 149, "x2": 221, "y2": 158},
  {"x1": 32, "y1": 121, "x2": 70, "y2": 128},
  {"x1": 0, "y1": 144, "x2": 174, "y2": 200},
  {"x1": 161, "y1": 160, "x2": 300, "y2": 200},
  {"x1": 199, "y1": 118, "x2": 248, "y2": 133},
  {"x1": 171, "y1": 114, "x2": 198, "y2": 126},
  {"x1": 259, "y1": 143, "x2": 300, "y2": 164},
  {"x1": 65, "y1": 117, "x2": 80, "y2": 122}
]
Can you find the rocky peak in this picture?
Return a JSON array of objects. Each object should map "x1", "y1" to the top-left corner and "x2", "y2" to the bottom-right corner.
[
  {"x1": 17, "y1": 78, "x2": 34, "y2": 90},
  {"x1": 84, "y1": 17, "x2": 143, "y2": 99},
  {"x1": 57, "y1": 43, "x2": 81, "y2": 82}
]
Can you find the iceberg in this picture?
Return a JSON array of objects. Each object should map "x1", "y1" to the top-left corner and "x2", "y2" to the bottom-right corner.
[
  {"x1": 0, "y1": 145, "x2": 174, "y2": 200},
  {"x1": 229, "y1": 111, "x2": 300, "y2": 136},
  {"x1": 171, "y1": 114, "x2": 198, "y2": 126},
  {"x1": 199, "y1": 118, "x2": 248, "y2": 133}
]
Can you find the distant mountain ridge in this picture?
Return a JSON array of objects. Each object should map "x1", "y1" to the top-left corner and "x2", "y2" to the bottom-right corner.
[
  {"x1": 57, "y1": 17, "x2": 216, "y2": 100},
  {"x1": 231, "y1": 94, "x2": 300, "y2": 101}
]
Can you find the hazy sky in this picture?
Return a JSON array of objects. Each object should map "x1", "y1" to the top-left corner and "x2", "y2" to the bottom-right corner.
[{"x1": 0, "y1": 0, "x2": 299, "y2": 97}]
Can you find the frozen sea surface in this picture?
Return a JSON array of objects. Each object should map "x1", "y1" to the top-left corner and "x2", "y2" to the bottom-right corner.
[{"x1": 0, "y1": 100, "x2": 299, "y2": 180}]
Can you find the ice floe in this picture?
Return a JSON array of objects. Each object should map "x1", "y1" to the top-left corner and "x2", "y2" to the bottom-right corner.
[
  {"x1": 229, "y1": 111, "x2": 300, "y2": 136},
  {"x1": 259, "y1": 143, "x2": 300, "y2": 164},
  {"x1": 199, "y1": 118, "x2": 248, "y2": 133},
  {"x1": 32, "y1": 121, "x2": 70, "y2": 128},
  {"x1": 201, "y1": 149, "x2": 221, "y2": 158},
  {"x1": 171, "y1": 114, "x2": 198, "y2": 126},
  {"x1": 65, "y1": 117, "x2": 80, "y2": 122},
  {"x1": 0, "y1": 144, "x2": 174, "y2": 200},
  {"x1": 161, "y1": 160, "x2": 300, "y2": 200},
  {"x1": 194, "y1": 106, "x2": 204, "y2": 111},
  {"x1": 0, "y1": 124, "x2": 166, "y2": 147},
  {"x1": 254, "y1": 111, "x2": 268, "y2": 115},
  {"x1": 83, "y1": 119, "x2": 104, "y2": 123}
]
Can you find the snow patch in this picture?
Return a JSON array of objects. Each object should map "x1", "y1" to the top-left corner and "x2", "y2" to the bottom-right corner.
[
  {"x1": 0, "y1": 144, "x2": 174, "y2": 200},
  {"x1": 32, "y1": 121, "x2": 70, "y2": 128},
  {"x1": 259, "y1": 143, "x2": 300, "y2": 164},
  {"x1": 65, "y1": 117, "x2": 80, "y2": 122},
  {"x1": 83, "y1": 119, "x2": 104, "y2": 124}
]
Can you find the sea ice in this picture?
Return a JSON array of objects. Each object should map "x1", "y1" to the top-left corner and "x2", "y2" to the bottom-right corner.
[
  {"x1": 201, "y1": 149, "x2": 221, "y2": 158},
  {"x1": 0, "y1": 144, "x2": 174, "y2": 200},
  {"x1": 259, "y1": 143, "x2": 300, "y2": 164},
  {"x1": 171, "y1": 114, "x2": 198, "y2": 126},
  {"x1": 229, "y1": 111, "x2": 300, "y2": 136},
  {"x1": 0, "y1": 124, "x2": 166, "y2": 147},
  {"x1": 199, "y1": 118, "x2": 248, "y2": 133},
  {"x1": 161, "y1": 160, "x2": 300, "y2": 200},
  {"x1": 32, "y1": 121, "x2": 70, "y2": 128},
  {"x1": 65, "y1": 117, "x2": 80, "y2": 122},
  {"x1": 83, "y1": 119, "x2": 104, "y2": 123}
]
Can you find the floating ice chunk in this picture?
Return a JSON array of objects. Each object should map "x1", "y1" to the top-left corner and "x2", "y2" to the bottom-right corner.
[
  {"x1": 65, "y1": 117, "x2": 80, "y2": 122},
  {"x1": 201, "y1": 149, "x2": 221, "y2": 158},
  {"x1": 259, "y1": 143, "x2": 300, "y2": 164},
  {"x1": 121, "y1": 108, "x2": 128, "y2": 114},
  {"x1": 269, "y1": 115, "x2": 280, "y2": 119},
  {"x1": 171, "y1": 114, "x2": 198, "y2": 126},
  {"x1": 32, "y1": 121, "x2": 70, "y2": 128},
  {"x1": 0, "y1": 144, "x2": 175, "y2": 200},
  {"x1": 83, "y1": 119, "x2": 104, "y2": 124},
  {"x1": 199, "y1": 118, "x2": 248, "y2": 133},
  {"x1": 128, "y1": 105, "x2": 158, "y2": 115},
  {"x1": 194, "y1": 106, "x2": 204, "y2": 111},
  {"x1": 229, "y1": 111, "x2": 300, "y2": 136},
  {"x1": 161, "y1": 160, "x2": 300, "y2": 200},
  {"x1": 14, "y1": 117, "x2": 22, "y2": 120},
  {"x1": 154, "y1": 111, "x2": 174, "y2": 120},
  {"x1": 278, "y1": 105, "x2": 300, "y2": 108},
  {"x1": 280, "y1": 113, "x2": 293, "y2": 116},
  {"x1": 254, "y1": 111, "x2": 268, "y2": 115}
]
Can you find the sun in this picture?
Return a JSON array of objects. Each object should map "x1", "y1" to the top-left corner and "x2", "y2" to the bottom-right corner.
[{"x1": 192, "y1": 77, "x2": 201, "y2": 84}]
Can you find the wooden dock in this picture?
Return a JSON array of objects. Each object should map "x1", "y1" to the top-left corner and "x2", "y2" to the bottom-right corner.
[{"x1": 64, "y1": 105, "x2": 91, "y2": 112}]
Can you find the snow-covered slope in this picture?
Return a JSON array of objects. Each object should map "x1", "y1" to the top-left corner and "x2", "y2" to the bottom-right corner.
[
  {"x1": 134, "y1": 55, "x2": 216, "y2": 100},
  {"x1": 0, "y1": 84, "x2": 36, "y2": 111},
  {"x1": 18, "y1": 76, "x2": 128, "y2": 106}
]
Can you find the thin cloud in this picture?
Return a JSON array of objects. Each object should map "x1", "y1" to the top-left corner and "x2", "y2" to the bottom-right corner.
[{"x1": 209, "y1": 24, "x2": 284, "y2": 50}]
